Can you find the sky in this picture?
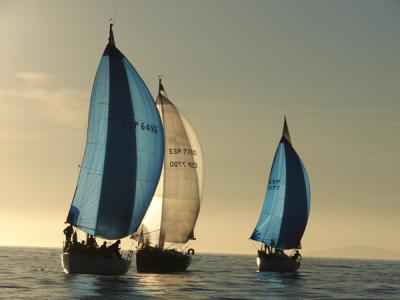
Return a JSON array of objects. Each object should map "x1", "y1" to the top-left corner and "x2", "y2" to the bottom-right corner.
[{"x1": 0, "y1": 0, "x2": 399, "y2": 258}]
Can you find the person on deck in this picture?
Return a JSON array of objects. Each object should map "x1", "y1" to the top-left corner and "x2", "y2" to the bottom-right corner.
[
  {"x1": 72, "y1": 231, "x2": 78, "y2": 245},
  {"x1": 63, "y1": 224, "x2": 74, "y2": 251},
  {"x1": 77, "y1": 240, "x2": 87, "y2": 254},
  {"x1": 274, "y1": 249, "x2": 286, "y2": 259},
  {"x1": 292, "y1": 250, "x2": 301, "y2": 261},
  {"x1": 99, "y1": 241, "x2": 107, "y2": 257},
  {"x1": 87, "y1": 235, "x2": 98, "y2": 249},
  {"x1": 86, "y1": 235, "x2": 98, "y2": 256},
  {"x1": 68, "y1": 231, "x2": 79, "y2": 253},
  {"x1": 109, "y1": 240, "x2": 122, "y2": 258}
]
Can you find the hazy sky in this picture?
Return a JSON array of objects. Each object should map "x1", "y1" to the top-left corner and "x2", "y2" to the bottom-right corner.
[{"x1": 0, "y1": 0, "x2": 399, "y2": 257}]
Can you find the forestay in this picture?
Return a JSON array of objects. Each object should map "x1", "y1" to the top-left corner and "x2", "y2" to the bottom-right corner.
[
  {"x1": 139, "y1": 81, "x2": 204, "y2": 247},
  {"x1": 66, "y1": 24, "x2": 164, "y2": 240},
  {"x1": 251, "y1": 118, "x2": 310, "y2": 249}
]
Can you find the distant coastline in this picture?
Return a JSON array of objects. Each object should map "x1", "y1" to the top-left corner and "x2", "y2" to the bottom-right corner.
[{"x1": 305, "y1": 246, "x2": 400, "y2": 261}]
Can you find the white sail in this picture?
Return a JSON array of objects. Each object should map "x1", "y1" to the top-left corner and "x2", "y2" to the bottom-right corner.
[{"x1": 139, "y1": 82, "x2": 203, "y2": 248}]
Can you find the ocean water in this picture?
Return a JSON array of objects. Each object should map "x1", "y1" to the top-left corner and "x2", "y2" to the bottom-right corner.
[{"x1": 0, "y1": 247, "x2": 399, "y2": 299}]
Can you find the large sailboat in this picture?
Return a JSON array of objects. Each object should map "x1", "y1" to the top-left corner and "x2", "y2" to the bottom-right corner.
[
  {"x1": 251, "y1": 117, "x2": 310, "y2": 272},
  {"x1": 61, "y1": 22, "x2": 165, "y2": 275},
  {"x1": 134, "y1": 79, "x2": 204, "y2": 273}
]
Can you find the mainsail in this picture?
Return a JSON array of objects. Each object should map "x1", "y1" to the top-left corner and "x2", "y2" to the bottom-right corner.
[
  {"x1": 138, "y1": 79, "x2": 204, "y2": 248},
  {"x1": 251, "y1": 117, "x2": 310, "y2": 249},
  {"x1": 66, "y1": 23, "x2": 165, "y2": 240}
]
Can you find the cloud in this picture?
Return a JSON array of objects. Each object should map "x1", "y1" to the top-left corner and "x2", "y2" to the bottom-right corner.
[
  {"x1": 15, "y1": 71, "x2": 52, "y2": 85},
  {"x1": 0, "y1": 71, "x2": 87, "y2": 141},
  {"x1": 3, "y1": 87, "x2": 87, "y2": 129}
]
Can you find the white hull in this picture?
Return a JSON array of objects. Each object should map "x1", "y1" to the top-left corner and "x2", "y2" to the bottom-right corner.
[{"x1": 61, "y1": 253, "x2": 130, "y2": 275}]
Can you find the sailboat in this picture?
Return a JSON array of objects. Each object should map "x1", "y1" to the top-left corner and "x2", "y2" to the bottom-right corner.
[
  {"x1": 61, "y1": 22, "x2": 165, "y2": 275},
  {"x1": 134, "y1": 79, "x2": 204, "y2": 273},
  {"x1": 250, "y1": 117, "x2": 310, "y2": 272}
]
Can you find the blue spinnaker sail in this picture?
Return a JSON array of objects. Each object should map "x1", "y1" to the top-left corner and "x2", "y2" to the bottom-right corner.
[
  {"x1": 251, "y1": 118, "x2": 310, "y2": 249},
  {"x1": 66, "y1": 24, "x2": 164, "y2": 240}
]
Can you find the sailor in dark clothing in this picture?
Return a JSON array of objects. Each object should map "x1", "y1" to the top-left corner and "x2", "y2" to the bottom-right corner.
[
  {"x1": 109, "y1": 239, "x2": 122, "y2": 258},
  {"x1": 72, "y1": 231, "x2": 78, "y2": 245},
  {"x1": 100, "y1": 241, "x2": 107, "y2": 250},
  {"x1": 68, "y1": 231, "x2": 79, "y2": 253},
  {"x1": 99, "y1": 241, "x2": 107, "y2": 257},
  {"x1": 99, "y1": 241, "x2": 107, "y2": 250},
  {"x1": 77, "y1": 240, "x2": 87, "y2": 254},
  {"x1": 292, "y1": 250, "x2": 301, "y2": 261},
  {"x1": 63, "y1": 224, "x2": 74, "y2": 251},
  {"x1": 274, "y1": 249, "x2": 287, "y2": 259},
  {"x1": 87, "y1": 235, "x2": 98, "y2": 249},
  {"x1": 86, "y1": 235, "x2": 98, "y2": 256}
]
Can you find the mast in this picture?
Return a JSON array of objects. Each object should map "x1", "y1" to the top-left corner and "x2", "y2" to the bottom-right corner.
[
  {"x1": 282, "y1": 116, "x2": 292, "y2": 144},
  {"x1": 157, "y1": 78, "x2": 166, "y2": 249},
  {"x1": 159, "y1": 77, "x2": 163, "y2": 93},
  {"x1": 108, "y1": 19, "x2": 115, "y2": 46},
  {"x1": 158, "y1": 76, "x2": 168, "y2": 98}
]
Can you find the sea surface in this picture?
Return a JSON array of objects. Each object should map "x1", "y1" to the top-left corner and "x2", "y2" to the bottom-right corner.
[{"x1": 0, "y1": 247, "x2": 399, "y2": 299}]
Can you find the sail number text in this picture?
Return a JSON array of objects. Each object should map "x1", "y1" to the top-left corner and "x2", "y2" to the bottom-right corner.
[
  {"x1": 168, "y1": 148, "x2": 197, "y2": 156},
  {"x1": 268, "y1": 179, "x2": 280, "y2": 190},
  {"x1": 126, "y1": 120, "x2": 158, "y2": 134},
  {"x1": 169, "y1": 161, "x2": 198, "y2": 169}
]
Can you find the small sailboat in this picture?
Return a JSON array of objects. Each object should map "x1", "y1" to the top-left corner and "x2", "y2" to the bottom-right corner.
[
  {"x1": 251, "y1": 117, "x2": 310, "y2": 272},
  {"x1": 134, "y1": 79, "x2": 204, "y2": 273},
  {"x1": 61, "y1": 22, "x2": 165, "y2": 275}
]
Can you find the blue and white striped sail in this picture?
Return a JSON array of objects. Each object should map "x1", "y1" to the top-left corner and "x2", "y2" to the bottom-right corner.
[
  {"x1": 251, "y1": 118, "x2": 310, "y2": 250},
  {"x1": 66, "y1": 23, "x2": 164, "y2": 240}
]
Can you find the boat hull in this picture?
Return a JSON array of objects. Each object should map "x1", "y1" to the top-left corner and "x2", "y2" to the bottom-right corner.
[
  {"x1": 61, "y1": 253, "x2": 131, "y2": 275},
  {"x1": 257, "y1": 251, "x2": 300, "y2": 272},
  {"x1": 136, "y1": 248, "x2": 192, "y2": 273}
]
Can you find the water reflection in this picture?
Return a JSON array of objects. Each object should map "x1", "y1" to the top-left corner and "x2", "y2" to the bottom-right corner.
[
  {"x1": 256, "y1": 270, "x2": 301, "y2": 280},
  {"x1": 255, "y1": 270, "x2": 302, "y2": 289},
  {"x1": 131, "y1": 271, "x2": 198, "y2": 298},
  {"x1": 65, "y1": 273, "x2": 149, "y2": 298},
  {"x1": 61, "y1": 254, "x2": 306, "y2": 299},
  {"x1": 93, "y1": 275, "x2": 143, "y2": 298},
  {"x1": 64, "y1": 268, "x2": 200, "y2": 299}
]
